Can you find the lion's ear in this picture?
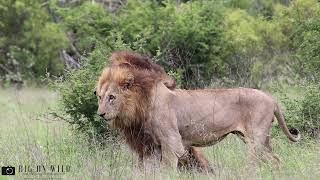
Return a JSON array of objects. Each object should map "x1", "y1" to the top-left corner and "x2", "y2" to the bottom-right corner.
[{"x1": 123, "y1": 74, "x2": 134, "y2": 90}]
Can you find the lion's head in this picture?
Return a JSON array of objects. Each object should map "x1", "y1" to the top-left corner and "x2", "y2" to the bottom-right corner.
[
  {"x1": 95, "y1": 65, "x2": 160, "y2": 128},
  {"x1": 95, "y1": 51, "x2": 175, "y2": 127}
]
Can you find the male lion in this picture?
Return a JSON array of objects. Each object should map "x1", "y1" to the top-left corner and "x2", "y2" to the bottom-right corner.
[
  {"x1": 95, "y1": 55, "x2": 300, "y2": 170},
  {"x1": 97, "y1": 51, "x2": 212, "y2": 172}
]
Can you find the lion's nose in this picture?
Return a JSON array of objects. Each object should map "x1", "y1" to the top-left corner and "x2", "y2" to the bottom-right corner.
[{"x1": 99, "y1": 113, "x2": 106, "y2": 117}]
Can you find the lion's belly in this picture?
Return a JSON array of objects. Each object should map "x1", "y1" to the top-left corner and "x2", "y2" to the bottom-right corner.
[
  {"x1": 175, "y1": 101, "x2": 243, "y2": 147},
  {"x1": 179, "y1": 121, "x2": 237, "y2": 147},
  {"x1": 181, "y1": 130, "x2": 228, "y2": 147}
]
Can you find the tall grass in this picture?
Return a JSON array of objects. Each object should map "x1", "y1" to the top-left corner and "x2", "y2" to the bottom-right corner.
[{"x1": 0, "y1": 88, "x2": 319, "y2": 179}]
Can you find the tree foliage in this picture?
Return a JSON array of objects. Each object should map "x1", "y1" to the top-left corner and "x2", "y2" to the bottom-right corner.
[
  {"x1": 1, "y1": 0, "x2": 320, "y2": 140},
  {"x1": 0, "y1": 0, "x2": 67, "y2": 84}
]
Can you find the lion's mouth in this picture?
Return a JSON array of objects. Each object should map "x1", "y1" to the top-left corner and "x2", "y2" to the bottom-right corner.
[
  {"x1": 103, "y1": 118, "x2": 114, "y2": 123},
  {"x1": 103, "y1": 118, "x2": 112, "y2": 121}
]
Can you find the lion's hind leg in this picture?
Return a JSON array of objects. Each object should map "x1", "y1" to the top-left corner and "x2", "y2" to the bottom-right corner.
[
  {"x1": 190, "y1": 147, "x2": 214, "y2": 173},
  {"x1": 178, "y1": 147, "x2": 214, "y2": 173},
  {"x1": 247, "y1": 132, "x2": 280, "y2": 168},
  {"x1": 263, "y1": 135, "x2": 281, "y2": 167}
]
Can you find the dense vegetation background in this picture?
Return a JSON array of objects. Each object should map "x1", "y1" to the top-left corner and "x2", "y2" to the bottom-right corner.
[{"x1": 1, "y1": 0, "x2": 319, "y2": 142}]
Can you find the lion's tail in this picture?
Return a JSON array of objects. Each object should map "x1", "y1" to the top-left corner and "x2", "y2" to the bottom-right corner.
[{"x1": 274, "y1": 103, "x2": 301, "y2": 142}]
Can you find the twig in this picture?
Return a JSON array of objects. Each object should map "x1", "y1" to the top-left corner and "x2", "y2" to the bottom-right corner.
[
  {"x1": 0, "y1": 64, "x2": 12, "y2": 74},
  {"x1": 61, "y1": 50, "x2": 81, "y2": 69}
]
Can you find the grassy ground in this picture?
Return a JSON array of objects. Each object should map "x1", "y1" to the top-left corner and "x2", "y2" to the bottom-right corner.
[{"x1": 0, "y1": 88, "x2": 319, "y2": 179}]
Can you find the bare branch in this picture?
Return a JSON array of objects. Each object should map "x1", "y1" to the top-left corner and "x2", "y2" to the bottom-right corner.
[
  {"x1": 0, "y1": 64, "x2": 13, "y2": 74},
  {"x1": 61, "y1": 50, "x2": 81, "y2": 69}
]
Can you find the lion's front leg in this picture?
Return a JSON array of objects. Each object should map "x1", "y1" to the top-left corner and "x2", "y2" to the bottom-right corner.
[
  {"x1": 152, "y1": 117, "x2": 187, "y2": 169},
  {"x1": 142, "y1": 148, "x2": 161, "y2": 172},
  {"x1": 150, "y1": 89, "x2": 187, "y2": 170},
  {"x1": 160, "y1": 133, "x2": 187, "y2": 170}
]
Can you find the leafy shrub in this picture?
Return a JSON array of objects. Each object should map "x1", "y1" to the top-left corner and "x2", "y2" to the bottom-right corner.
[
  {"x1": 272, "y1": 84, "x2": 320, "y2": 138},
  {"x1": 53, "y1": 44, "x2": 110, "y2": 143},
  {"x1": 116, "y1": 0, "x2": 228, "y2": 88},
  {"x1": 274, "y1": 88, "x2": 303, "y2": 132},
  {"x1": 0, "y1": 0, "x2": 67, "y2": 82},
  {"x1": 274, "y1": 0, "x2": 320, "y2": 81},
  {"x1": 301, "y1": 85, "x2": 320, "y2": 137},
  {"x1": 52, "y1": 34, "x2": 150, "y2": 143},
  {"x1": 54, "y1": 44, "x2": 107, "y2": 141},
  {"x1": 56, "y1": 1, "x2": 113, "y2": 54},
  {"x1": 46, "y1": 0, "x2": 320, "y2": 142},
  {"x1": 294, "y1": 18, "x2": 320, "y2": 81},
  {"x1": 224, "y1": 8, "x2": 292, "y2": 88}
]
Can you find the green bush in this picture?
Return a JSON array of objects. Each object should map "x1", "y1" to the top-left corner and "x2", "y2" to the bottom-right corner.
[
  {"x1": 2, "y1": 0, "x2": 318, "y2": 88},
  {"x1": 294, "y1": 18, "x2": 320, "y2": 81},
  {"x1": 52, "y1": 33, "x2": 148, "y2": 142},
  {"x1": 274, "y1": 89, "x2": 303, "y2": 132},
  {"x1": 51, "y1": 0, "x2": 320, "y2": 142},
  {"x1": 53, "y1": 44, "x2": 110, "y2": 142},
  {"x1": 57, "y1": 1, "x2": 113, "y2": 54},
  {"x1": 301, "y1": 85, "x2": 320, "y2": 136},
  {"x1": 272, "y1": 84, "x2": 320, "y2": 138},
  {"x1": 116, "y1": 0, "x2": 228, "y2": 88},
  {"x1": 0, "y1": 0, "x2": 67, "y2": 83},
  {"x1": 274, "y1": 0, "x2": 320, "y2": 82}
]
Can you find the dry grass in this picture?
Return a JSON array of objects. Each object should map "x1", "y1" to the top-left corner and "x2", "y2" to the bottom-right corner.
[{"x1": 0, "y1": 88, "x2": 319, "y2": 179}]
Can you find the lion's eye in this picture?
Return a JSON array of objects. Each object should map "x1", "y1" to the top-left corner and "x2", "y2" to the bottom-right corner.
[{"x1": 108, "y1": 95, "x2": 116, "y2": 102}]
